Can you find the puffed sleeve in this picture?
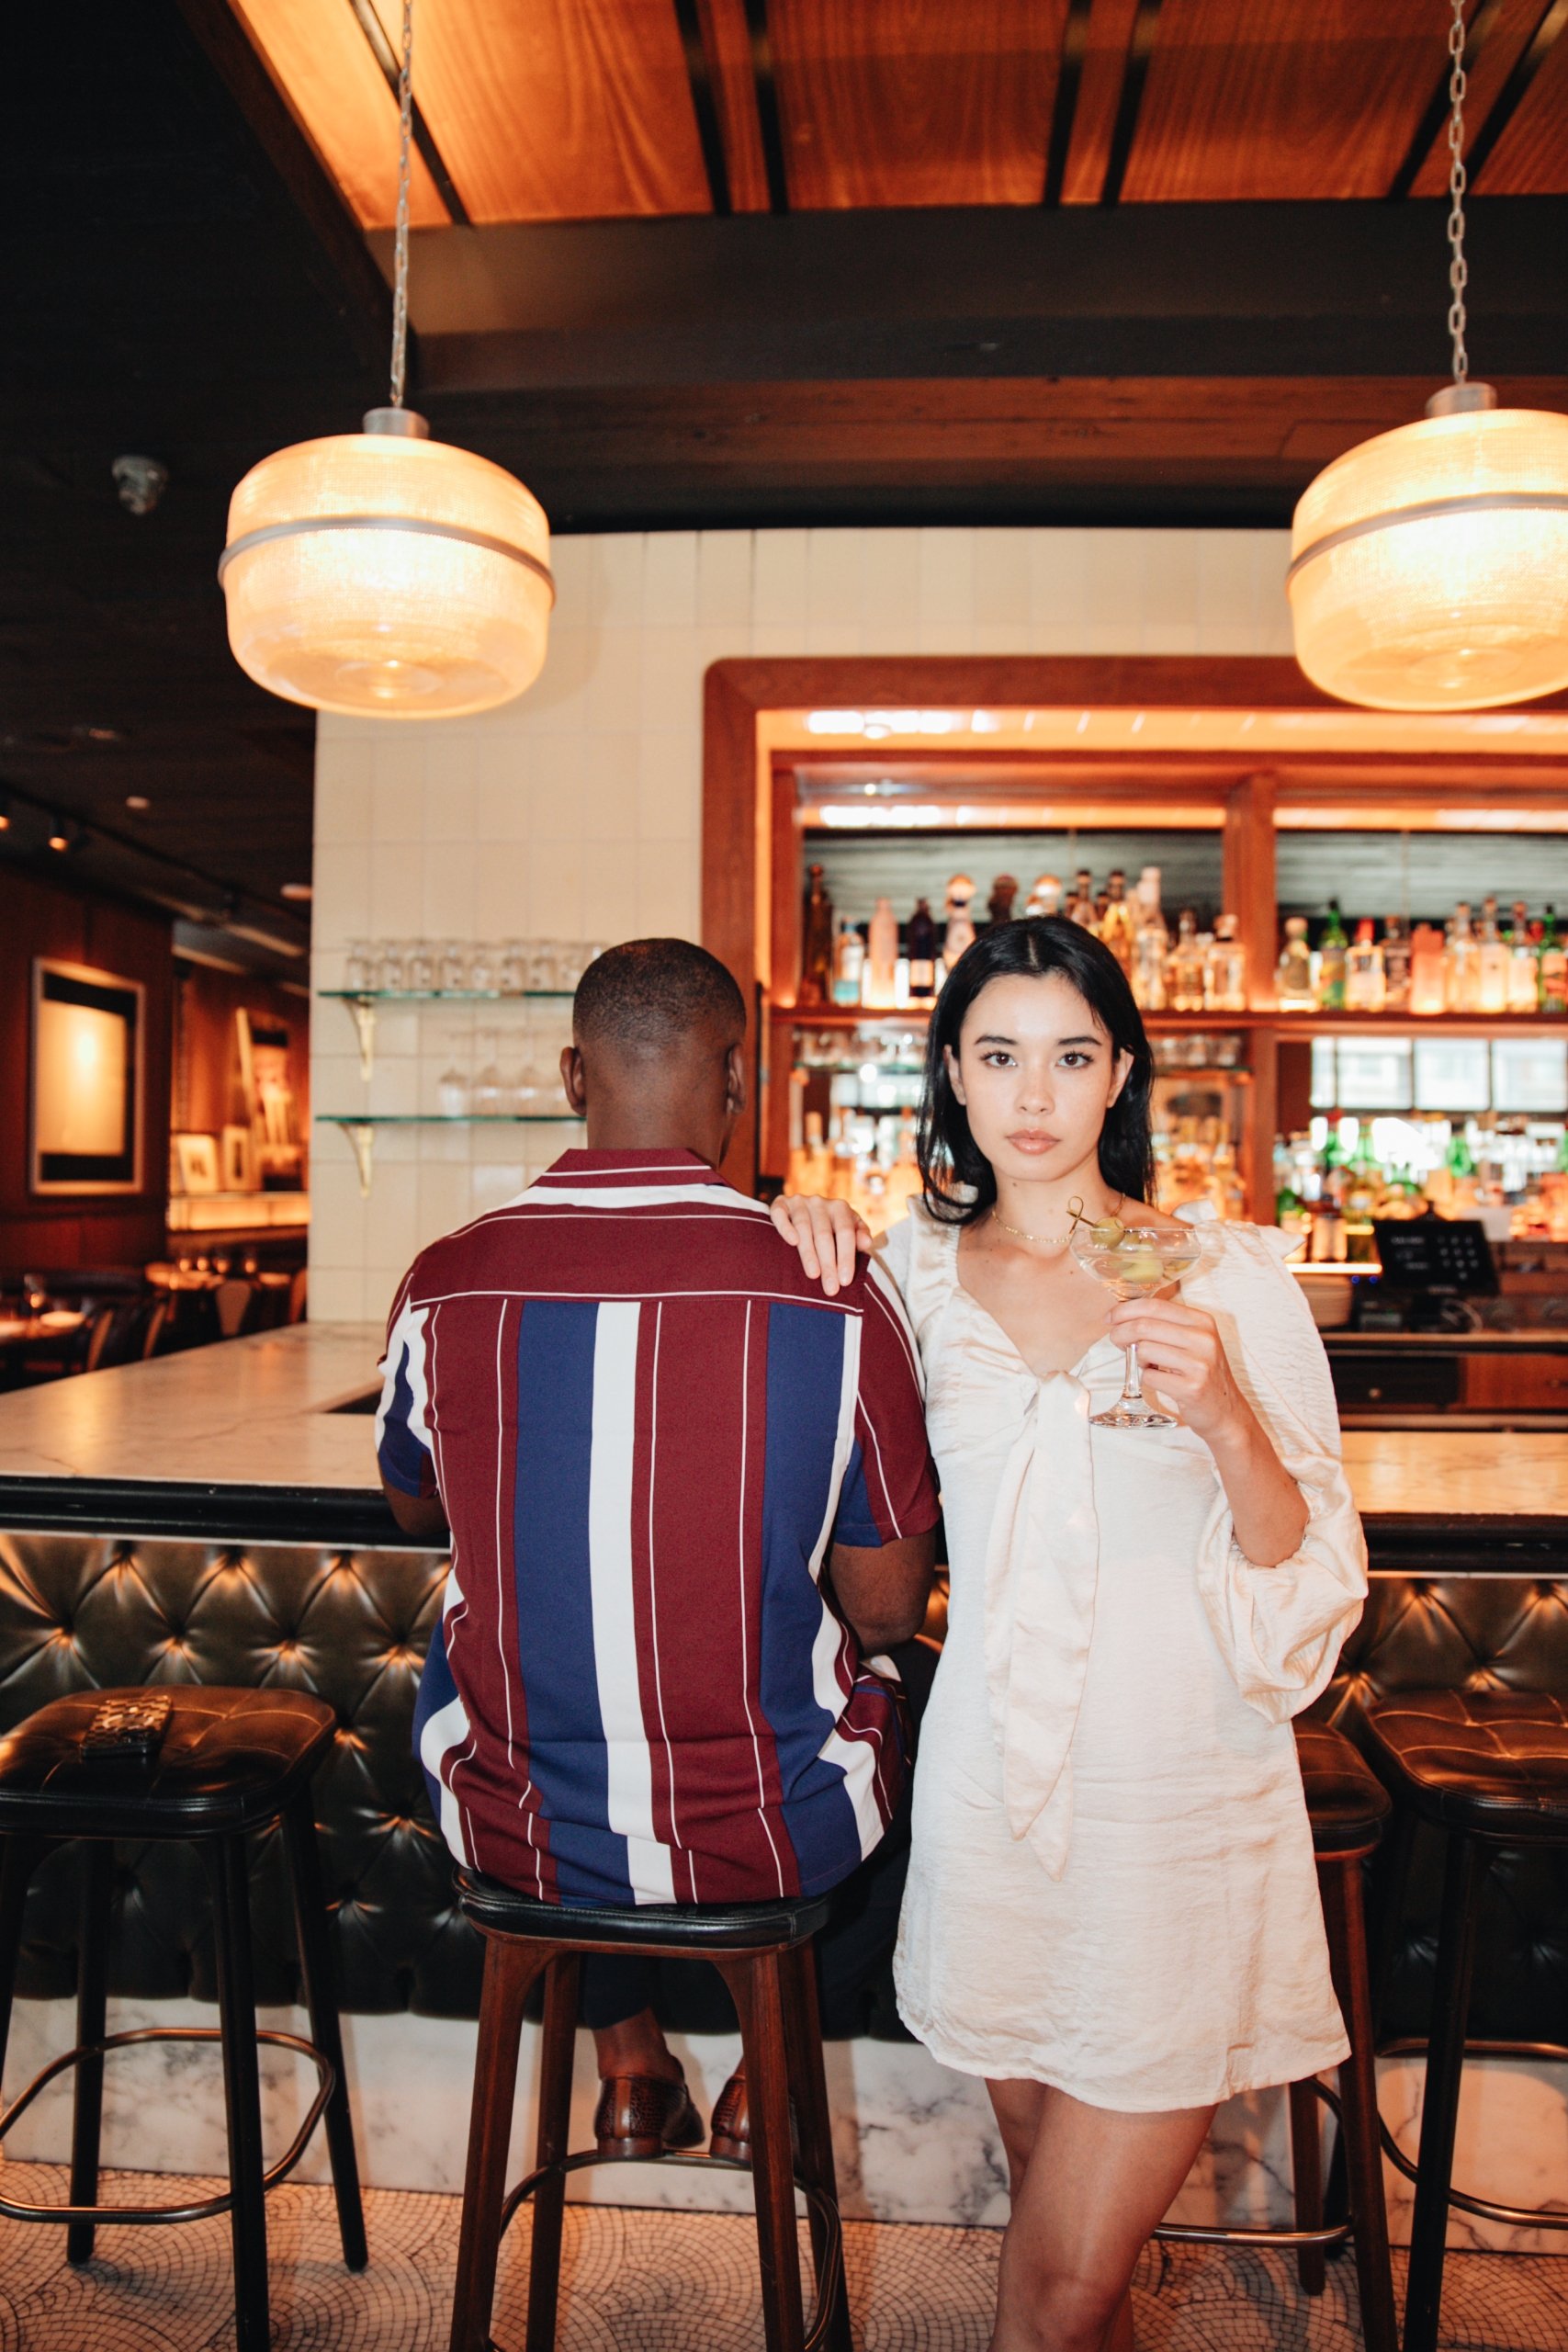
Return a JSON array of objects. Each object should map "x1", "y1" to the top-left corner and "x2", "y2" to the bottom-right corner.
[
  {"x1": 1186, "y1": 1227, "x2": 1368, "y2": 1722},
  {"x1": 875, "y1": 1211, "x2": 915, "y2": 1299}
]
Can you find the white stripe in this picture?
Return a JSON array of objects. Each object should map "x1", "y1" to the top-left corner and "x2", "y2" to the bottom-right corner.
[
  {"x1": 419, "y1": 1683, "x2": 473, "y2": 1869},
  {"x1": 375, "y1": 1297, "x2": 434, "y2": 1461},
  {"x1": 644, "y1": 1303, "x2": 684, "y2": 1871},
  {"x1": 589, "y1": 1302, "x2": 675, "y2": 1904},
  {"x1": 494, "y1": 1302, "x2": 516, "y2": 1775},
  {"x1": 409, "y1": 1284, "x2": 863, "y2": 1311},
  {"x1": 804, "y1": 1317, "x2": 884, "y2": 1860},
  {"x1": 502, "y1": 1183, "x2": 773, "y2": 1214}
]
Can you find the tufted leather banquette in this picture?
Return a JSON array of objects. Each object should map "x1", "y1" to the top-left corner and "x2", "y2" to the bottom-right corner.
[{"x1": 0, "y1": 1529, "x2": 1564, "y2": 2040}]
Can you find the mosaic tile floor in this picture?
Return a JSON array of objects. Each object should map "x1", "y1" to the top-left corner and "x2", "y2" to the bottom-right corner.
[{"x1": 0, "y1": 2165, "x2": 1562, "y2": 2349}]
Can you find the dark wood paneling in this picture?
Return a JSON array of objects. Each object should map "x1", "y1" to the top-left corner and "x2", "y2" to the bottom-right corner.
[
  {"x1": 174, "y1": 962, "x2": 310, "y2": 1145},
  {"x1": 0, "y1": 870, "x2": 173, "y2": 1280},
  {"x1": 767, "y1": 0, "x2": 1068, "y2": 208},
  {"x1": 1474, "y1": 3, "x2": 1568, "y2": 191},
  {"x1": 1122, "y1": 1, "x2": 1457, "y2": 202},
  {"x1": 697, "y1": 0, "x2": 774, "y2": 211}
]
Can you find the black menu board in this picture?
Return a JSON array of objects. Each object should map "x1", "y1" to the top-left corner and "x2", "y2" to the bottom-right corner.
[{"x1": 1371, "y1": 1218, "x2": 1498, "y2": 1297}]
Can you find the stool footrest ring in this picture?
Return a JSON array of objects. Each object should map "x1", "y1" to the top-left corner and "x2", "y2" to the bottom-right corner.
[
  {"x1": 0, "y1": 2026, "x2": 335, "y2": 2227},
  {"x1": 1374, "y1": 2036, "x2": 1568, "y2": 2232},
  {"x1": 1156, "y1": 2076, "x2": 1357, "y2": 2255},
  {"x1": 491, "y1": 2145, "x2": 844, "y2": 2352}
]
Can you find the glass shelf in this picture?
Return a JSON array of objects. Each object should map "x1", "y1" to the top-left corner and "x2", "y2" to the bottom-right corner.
[
  {"x1": 321, "y1": 989, "x2": 574, "y2": 1081},
  {"x1": 318, "y1": 989, "x2": 574, "y2": 1001},
  {"x1": 317, "y1": 1111, "x2": 582, "y2": 1197}
]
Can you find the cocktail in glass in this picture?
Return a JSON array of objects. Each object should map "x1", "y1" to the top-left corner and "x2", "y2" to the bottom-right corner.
[{"x1": 1068, "y1": 1221, "x2": 1201, "y2": 1430}]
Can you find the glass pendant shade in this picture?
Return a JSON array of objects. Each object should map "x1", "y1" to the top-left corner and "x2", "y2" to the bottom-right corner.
[
  {"x1": 220, "y1": 416, "x2": 554, "y2": 719},
  {"x1": 1289, "y1": 402, "x2": 1568, "y2": 711}
]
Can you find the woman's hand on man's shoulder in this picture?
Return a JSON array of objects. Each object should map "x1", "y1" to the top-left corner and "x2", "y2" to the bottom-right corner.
[{"x1": 769, "y1": 1192, "x2": 873, "y2": 1296}]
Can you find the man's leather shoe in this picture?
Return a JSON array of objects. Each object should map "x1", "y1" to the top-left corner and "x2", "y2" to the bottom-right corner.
[
  {"x1": 592, "y1": 2068, "x2": 704, "y2": 2160},
  {"x1": 709, "y1": 2072, "x2": 798, "y2": 2166}
]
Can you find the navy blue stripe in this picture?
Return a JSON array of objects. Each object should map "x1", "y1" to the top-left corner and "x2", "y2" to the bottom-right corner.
[
  {"x1": 760, "y1": 1303, "x2": 863, "y2": 1891},
  {"x1": 378, "y1": 1343, "x2": 431, "y2": 1496},
  {"x1": 512, "y1": 1300, "x2": 633, "y2": 1905},
  {"x1": 412, "y1": 1611, "x2": 459, "y2": 1828}
]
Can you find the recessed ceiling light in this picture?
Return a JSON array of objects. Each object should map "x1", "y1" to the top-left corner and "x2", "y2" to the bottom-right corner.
[
  {"x1": 125, "y1": 794, "x2": 151, "y2": 811},
  {"x1": 0, "y1": 795, "x2": 10, "y2": 831},
  {"x1": 280, "y1": 882, "x2": 313, "y2": 900},
  {"x1": 75, "y1": 724, "x2": 125, "y2": 745},
  {"x1": 47, "y1": 817, "x2": 72, "y2": 851}
]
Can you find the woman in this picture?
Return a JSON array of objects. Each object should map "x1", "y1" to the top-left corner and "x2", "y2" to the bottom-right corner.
[{"x1": 773, "y1": 919, "x2": 1366, "y2": 2352}]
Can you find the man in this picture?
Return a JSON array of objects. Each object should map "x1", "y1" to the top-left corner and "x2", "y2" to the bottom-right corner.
[{"x1": 376, "y1": 937, "x2": 939, "y2": 2160}]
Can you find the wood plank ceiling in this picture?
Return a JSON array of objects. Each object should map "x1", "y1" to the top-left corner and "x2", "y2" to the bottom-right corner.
[{"x1": 231, "y1": 0, "x2": 1568, "y2": 226}]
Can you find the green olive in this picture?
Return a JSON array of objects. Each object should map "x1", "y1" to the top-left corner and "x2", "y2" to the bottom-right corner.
[
  {"x1": 1119, "y1": 1251, "x2": 1164, "y2": 1283},
  {"x1": 1089, "y1": 1216, "x2": 1126, "y2": 1248}
]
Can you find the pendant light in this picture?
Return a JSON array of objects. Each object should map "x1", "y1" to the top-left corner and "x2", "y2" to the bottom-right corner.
[
  {"x1": 1289, "y1": 0, "x2": 1568, "y2": 712},
  {"x1": 219, "y1": 0, "x2": 553, "y2": 719}
]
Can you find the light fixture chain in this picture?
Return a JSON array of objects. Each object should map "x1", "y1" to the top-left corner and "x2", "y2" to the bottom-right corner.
[
  {"x1": 390, "y1": 0, "x2": 414, "y2": 410},
  {"x1": 1445, "y1": 0, "x2": 1469, "y2": 384}
]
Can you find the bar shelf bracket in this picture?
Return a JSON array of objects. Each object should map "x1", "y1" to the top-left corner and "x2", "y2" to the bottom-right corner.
[
  {"x1": 337, "y1": 1121, "x2": 377, "y2": 1199},
  {"x1": 342, "y1": 996, "x2": 377, "y2": 1082}
]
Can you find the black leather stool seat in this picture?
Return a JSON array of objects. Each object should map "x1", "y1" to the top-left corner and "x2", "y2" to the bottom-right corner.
[
  {"x1": 0, "y1": 1688, "x2": 336, "y2": 1838},
  {"x1": 457, "y1": 1870, "x2": 829, "y2": 1951},
  {"x1": 1363, "y1": 1688, "x2": 1568, "y2": 1838},
  {"x1": 1296, "y1": 1723, "x2": 1393, "y2": 1853}
]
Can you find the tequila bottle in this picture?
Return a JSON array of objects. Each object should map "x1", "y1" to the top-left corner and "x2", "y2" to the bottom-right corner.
[
  {"x1": 1445, "y1": 902, "x2": 1479, "y2": 1012},
  {"x1": 1132, "y1": 868, "x2": 1168, "y2": 1011},
  {"x1": 1382, "y1": 915, "x2": 1412, "y2": 1011},
  {"x1": 1345, "y1": 920, "x2": 1386, "y2": 1012},
  {"x1": 1100, "y1": 869, "x2": 1137, "y2": 976},
  {"x1": 1276, "y1": 916, "x2": 1314, "y2": 1010},
  {"x1": 1316, "y1": 900, "x2": 1348, "y2": 1011},
  {"x1": 1507, "y1": 902, "x2": 1540, "y2": 1012},
  {"x1": 1205, "y1": 912, "x2": 1247, "y2": 1012},
  {"x1": 1168, "y1": 909, "x2": 1206, "y2": 1012},
  {"x1": 1476, "y1": 895, "x2": 1509, "y2": 1014}
]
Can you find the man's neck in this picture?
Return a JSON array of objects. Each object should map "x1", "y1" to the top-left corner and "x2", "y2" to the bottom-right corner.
[{"x1": 582, "y1": 1118, "x2": 716, "y2": 1166}]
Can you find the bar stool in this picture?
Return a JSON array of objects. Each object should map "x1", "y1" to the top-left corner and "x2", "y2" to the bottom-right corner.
[
  {"x1": 448, "y1": 1871, "x2": 852, "y2": 2352},
  {"x1": 1361, "y1": 1687, "x2": 1568, "y2": 2352},
  {"x1": 0, "y1": 1687, "x2": 367, "y2": 2352},
  {"x1": 1153, "y1": 1719, "x2": 1398, "y2": 2352}
]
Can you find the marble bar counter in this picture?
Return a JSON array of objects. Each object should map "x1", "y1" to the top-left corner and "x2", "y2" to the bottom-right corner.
[{"x1": 0, "y1": 1329, "x2": 1564, "y2": 2247}]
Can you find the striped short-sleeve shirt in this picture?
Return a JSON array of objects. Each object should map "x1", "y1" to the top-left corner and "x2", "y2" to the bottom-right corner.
[{"x1": 377, "y1": 1149, "x2": 940, "y2": 1908}]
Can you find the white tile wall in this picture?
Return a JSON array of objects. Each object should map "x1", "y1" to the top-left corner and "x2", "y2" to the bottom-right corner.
[{"x1": 310, "y1": 526, "x2": 1292, "y2": 1322}]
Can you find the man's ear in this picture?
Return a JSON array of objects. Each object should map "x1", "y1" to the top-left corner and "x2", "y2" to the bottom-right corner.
[
  {"x1": 560, "y1": 1044, "x2": 588, "y2": 1114},
  {"x1": 725, "y1": 1041, "x2": 748, "y2": 1115}
]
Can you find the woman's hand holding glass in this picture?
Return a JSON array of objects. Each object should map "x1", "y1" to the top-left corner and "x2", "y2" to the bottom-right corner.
[
  {"x1": 769, "y1": 1193, "x2": 872, "y2": 1297},
  {"x1": 1105, "y1": 1292, "x2": 1247, "y2": 1446}
]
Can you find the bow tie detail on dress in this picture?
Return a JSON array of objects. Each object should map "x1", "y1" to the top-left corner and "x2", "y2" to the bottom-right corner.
[{"x1": 979, "y1": 1367, "x2": 1102, "y2": 1880}]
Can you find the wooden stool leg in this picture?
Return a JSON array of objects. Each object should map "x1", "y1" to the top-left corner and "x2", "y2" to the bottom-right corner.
[
  {"x1": 1320, "y1": 1853, "x2": 1397, "y2": 2352},
  {"x1": 0, "y1": 1835, "x2": 50, "y2": 2107},
  {"x1": 204, "y1": 1834, "x2": 271, "y2": 2352},
  {"x1": 66, "y1": 1840, "x2": 115, "y2": 2266},
  {"x1": 1403, "y1": 1831, "x2": 1486, "y2": 2352},
  {"x1": 783, "y1": 1944, "x2": 854, "y2": 2352},
  {"x1": 525, "y1": 1953, "x2": 580, "y2": 2352},
  {"x1": 1288, "y1": 2076, "x2": 1325, "y2": 2295},
  {"x1": 450, "y1": 1935, "x2": 550, "y2": 2352},
  {"x1": 282, "y1": 1791, "x2": 367, "y2": 2270},
  {"x1": 720, "y1": 1951, "x2": 806, "y2": 2352}
]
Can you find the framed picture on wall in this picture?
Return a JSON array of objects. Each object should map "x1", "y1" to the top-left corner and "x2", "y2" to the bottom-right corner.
[{"x1": 29, "y1": 960, "x2": 145, "y2": 1196}]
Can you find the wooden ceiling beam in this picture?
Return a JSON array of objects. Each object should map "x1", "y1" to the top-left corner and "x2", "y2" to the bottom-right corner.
[
  {"x1": 1043, "y1": 0, "x2": 1092, "y2": 205},
  {"x1": 1100, "y1": 0, "x2": 1164, "y2": 206},
  {"x1": 342, "y1": 0, "x2": 470, "y2": 224},
  {"x1": 1469, "y1": 0, "x2": 1568, "y2": 185},
  {"x1": 673, "y1": 0, "x2": 733, "y2": 215},
  {"x1": 741, "y1": 0, "x2": 790, "y2": 210}
]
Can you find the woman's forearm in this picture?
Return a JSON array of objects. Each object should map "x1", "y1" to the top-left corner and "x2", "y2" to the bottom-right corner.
[{"x1": 1204, "y1": 1407, "x2": 1310, "y2": 1568}]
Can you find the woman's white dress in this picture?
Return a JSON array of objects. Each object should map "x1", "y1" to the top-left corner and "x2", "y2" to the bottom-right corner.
[{"x1": 881, "y1": 1208, "x2": 1368, "y2": 2111}]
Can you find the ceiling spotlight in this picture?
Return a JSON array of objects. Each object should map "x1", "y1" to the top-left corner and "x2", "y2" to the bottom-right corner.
[
  {"x1": 280, "y1": 881, "x2": 313, "y2": 901},
  {"x1": 73, "y1": 724, "x2": 126, "y2": 745},
  {"x1": 125, "y1": 794, "x2": 151, "y2": 811},
  {"x1": 112, "y1": 456, "x2": 168, "y2": 516},
  {"x1": 47, "y1": 817, "x2": 73, "y2": 852},
  {"x1": 0, "y1": 794, "x2": 10, "y2": 831}
]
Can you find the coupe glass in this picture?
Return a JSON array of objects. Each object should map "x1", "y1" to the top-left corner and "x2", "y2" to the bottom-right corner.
[{"x1": 1069, "y1": 1221, "x2": 1201, "y2": 1430}]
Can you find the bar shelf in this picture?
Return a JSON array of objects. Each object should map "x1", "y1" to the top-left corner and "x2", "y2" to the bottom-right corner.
[
  {"x1": 315, "y1": 1112, "x2": 583, "y2": 1197},
  {"x1": 318, "y1": 988, "x2": 574, "y2": 1080}
]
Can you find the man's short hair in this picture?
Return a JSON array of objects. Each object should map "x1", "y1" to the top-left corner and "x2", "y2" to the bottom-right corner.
[{"x1": 573, "y1": 937, "x2": 747, "y2": 1056}]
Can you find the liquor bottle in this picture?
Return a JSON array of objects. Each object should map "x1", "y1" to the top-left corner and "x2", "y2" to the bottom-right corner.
[
  {"x1": 1320, "y1": 1116, "x2": 1348, "y2": 1205},
  {"x1": 987, "y1": 874, "x2": 1019, "y2": 926},
  {"x1": 943, "y1": 875, "x2": 977, "y2": 968},
  {"x1": 907, "y1": 899, "x2": 939, "y2": 1002},
  {"x1": 1476, "y1": 895, "x2": 1509, "y2": 1014},
  {"x1": 1540, "y1": 907, "x2": 1568, "y2": 1014},
  {"x1": 1445, "y1": 901, "x2": 1479, "y2": 1011},
  {"x1": 1132, "y1": 868, "x2": 1168, "y2": 1011},
  {"x1": 1205, "y1": 912, "x2": 1247, "y2": 1012},
  {"x1": 1168, "y1": 909, "x2": 1206, "y2": 1012},
  {"x1": 1276, "y1": 916, "x2": 1314, "y2": 1010},
  {"x1": 1507, "y1": 902, "x2": 1540, "y2": 1012},
  {"x1": 1345, "y1": 919, "x2": 1386, "y2": 1012},
  {"x1": 1100, "y1": 870, "x2": 1137, "y2": 976},
  {"x1": 1409, "y1": 921, "x2": 1448, "y2": 1016},
  {"x1": 1317, "y1": 900, "x2": 1348, "y2": 1011},
  {"x1": 1066, "y1": 867, "x2": 1097, "y2": 928},
  {"x1": 1382, "y1": 914, "x2": 1412, "y2": 1011},
  {"x1": 800, "y1": 863, "x2": 834, "y2": 1004},
  {"x1": 865, "y1": 897, "x2": 899, "y2": 1010},
  {"x1": 831, "y1": 921, "x2": 864, "y2": 1007},
  {"x1": 1024, "y1": 873, "x2": 1062, "y2": 918}
]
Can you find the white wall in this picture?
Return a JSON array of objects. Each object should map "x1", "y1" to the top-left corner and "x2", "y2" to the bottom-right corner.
[{"x1": 310, "y1": 526, "x2": 1292, "y2": 1324}]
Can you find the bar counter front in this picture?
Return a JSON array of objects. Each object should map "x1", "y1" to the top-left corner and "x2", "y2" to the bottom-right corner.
[{"x1": 0, "y1": 1325, "x2": 1563, "y2": 2245}]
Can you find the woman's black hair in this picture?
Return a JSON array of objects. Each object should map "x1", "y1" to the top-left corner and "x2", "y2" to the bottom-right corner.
[{"x1": 917, "y1": 917, "x2": 1156, "y2": 1226}]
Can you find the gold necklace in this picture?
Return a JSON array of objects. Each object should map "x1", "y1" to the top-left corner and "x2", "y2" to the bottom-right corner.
[{"x1": 990, "y1": 1193, "x2": 1123, "y2": 1250}]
